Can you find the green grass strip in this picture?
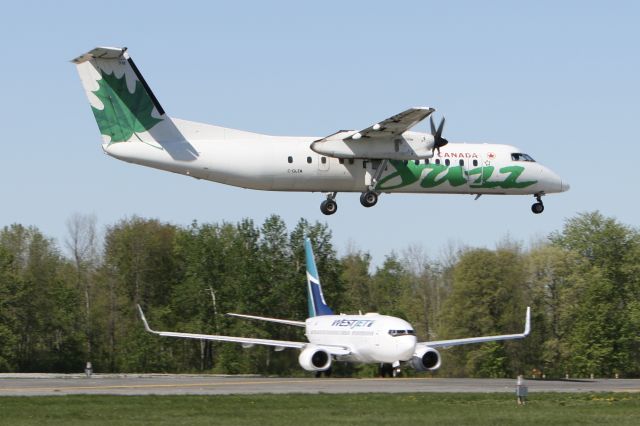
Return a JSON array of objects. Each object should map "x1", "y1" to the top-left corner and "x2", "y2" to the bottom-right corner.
[{"x1": 0, "y1": 393, "x2": 639, "y2": 426}]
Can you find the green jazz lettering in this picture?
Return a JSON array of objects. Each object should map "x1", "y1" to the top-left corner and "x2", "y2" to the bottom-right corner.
[{"x1": 376, "y1": 161, "x2": 536, "y2": 190}]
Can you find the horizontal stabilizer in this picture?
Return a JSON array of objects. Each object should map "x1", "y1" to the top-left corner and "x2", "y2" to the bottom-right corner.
[{"x1": 226, "y1": 312, "x2": 306, "y2": 327}]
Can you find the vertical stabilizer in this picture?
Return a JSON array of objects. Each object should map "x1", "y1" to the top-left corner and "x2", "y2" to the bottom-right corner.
[
  {"x1": 71, "y1": 47, "x2": 181, "y2": 149},
  {"x1": 305, "y1": 238, "x2": 334, "y2": 317}
]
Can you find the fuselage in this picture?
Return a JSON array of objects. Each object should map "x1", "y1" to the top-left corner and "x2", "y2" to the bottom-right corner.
[
  {"x1": 104, "y1": 118, "x2": 569, "y2": 197},
  {"x1": 305, "y1": 314, "x2": 416, "y2": 363}
]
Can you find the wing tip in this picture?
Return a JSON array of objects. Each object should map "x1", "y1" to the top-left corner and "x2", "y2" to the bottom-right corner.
[
  {"x1": 137, "y1": 304, "x2": 154, "y2": 333},
  {"x1": 413, "y1": 106, "x2": 436, "y2": 112},
  {"x1": 524, "y1": 306, "x2": 531, "y2": 336}
]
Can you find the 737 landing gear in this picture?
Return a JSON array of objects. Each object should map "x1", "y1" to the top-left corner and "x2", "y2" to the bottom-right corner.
[
  {"x1": 320, "y1": 192, "x2": 338, "y2": 215},
  {"x1": 531, "y1": 194, "x2": 544, "y2": 214},
  {"x1": 360, "y1": 191, "x2": 378, "y2": 208}
]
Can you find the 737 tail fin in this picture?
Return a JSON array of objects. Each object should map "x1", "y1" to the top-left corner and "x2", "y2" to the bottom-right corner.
[{"x1": 305, "y1": 238, "x2": 333, "y2": 317}]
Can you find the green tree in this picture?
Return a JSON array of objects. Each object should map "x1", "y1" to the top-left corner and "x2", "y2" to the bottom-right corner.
[
  {"x1": 439, "y1": 248, "x2": 527, "y2": 377},
  {"x1": 550, "y1": 211, "x2": 640, "y2": 377},
  {"x1": 340, "y1": 249, "x2": 372, "y2": 313},
  {"x1": 0, "y1": 224, "x2": 84, "y2": 372}
]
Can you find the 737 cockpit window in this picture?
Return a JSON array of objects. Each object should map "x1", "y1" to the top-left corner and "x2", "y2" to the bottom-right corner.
[
  {"x1": 511, "y1": 153, "x2": 536, "y2": 162},
  {"x1": 388, "y1": 330, "x2": 416, "y2": 337}
]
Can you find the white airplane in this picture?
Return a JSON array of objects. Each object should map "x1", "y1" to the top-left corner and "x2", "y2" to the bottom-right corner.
[
  {"x1": 137, "y1": 238, "x2": 530, "y2": 377},
  {"x1": 72, "y1": 46, "x2": 569, "y2": 215}
]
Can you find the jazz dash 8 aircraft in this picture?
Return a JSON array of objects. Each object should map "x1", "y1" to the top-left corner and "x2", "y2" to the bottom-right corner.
[
  {"x1": 72, "y1": 46, "x2": 569, "y2": 215},
  {"x1": 137, "y1": 238, "x2": 530, "y2": 376}
]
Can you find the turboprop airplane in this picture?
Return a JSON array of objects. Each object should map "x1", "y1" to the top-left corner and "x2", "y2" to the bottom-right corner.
[
  {"x1": 137, "y1": 238, "x2": 531, "y2": 377},
  {"x1": 72, "y1": 46, "x2": 569, "y2": 215}
]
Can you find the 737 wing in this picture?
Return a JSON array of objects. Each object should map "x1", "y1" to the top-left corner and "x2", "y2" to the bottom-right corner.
[
  {"x1": 137, "y1": 305, "x2": 350, "y2": 355},
  {"x1": 346, "y1": 107, "x2": 435, "y2": 140},
  {"x1": 419, "y1": 307, "x2": 531, "y2": 349}
]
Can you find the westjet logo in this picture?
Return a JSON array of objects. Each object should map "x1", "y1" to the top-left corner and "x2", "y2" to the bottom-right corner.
[{"x1": 331, "y1": 319, "x2": 375, "y2": 328}]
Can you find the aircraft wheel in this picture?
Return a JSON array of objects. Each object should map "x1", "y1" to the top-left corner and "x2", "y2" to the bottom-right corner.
[
  {"x1": 531, "y1": 202, "x2": 544, "y2": 214},
  {"x1": 360, "y1": 191, "x2": 378, "y2": 208},
  {"x1": 379, "y1": 363, "x2": 393, "y2": 377},
  {"x1": 320, "y1": 199, "x2": 338, "y2": 215}
]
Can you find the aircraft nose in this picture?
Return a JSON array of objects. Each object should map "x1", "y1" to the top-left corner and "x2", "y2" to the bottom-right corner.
[
  {"x1": 561, "y1": 181, "x2": 571, "y2": 192},
  {"x1": 399, "y1": 336, "x2": 417, "y2": 359}
]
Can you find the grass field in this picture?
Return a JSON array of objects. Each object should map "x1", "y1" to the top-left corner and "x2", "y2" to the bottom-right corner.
[{"x1": 0, "y1": 393, "x2": 638, "y2": 425}]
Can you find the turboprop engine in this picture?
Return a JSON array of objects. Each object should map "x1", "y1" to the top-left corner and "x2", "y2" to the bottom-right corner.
[
  {"x1": 409, "y1": 346, "x2": 441, "y2": 371},
  {"x1": 298, "y1": 346, "x2": 332, "y2": 372}
]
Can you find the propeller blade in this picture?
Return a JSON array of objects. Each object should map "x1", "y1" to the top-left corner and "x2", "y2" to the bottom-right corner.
[
  {"x1": 430, "y1": 116, "x2": 448, "y2": 152},
  {"x1": 436, "y1": 117, "x2": 445, "y2": 138}
]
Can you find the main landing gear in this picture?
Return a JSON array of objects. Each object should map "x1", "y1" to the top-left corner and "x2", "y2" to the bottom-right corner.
[
  {"x1": 531, "y1": 194, "x2": 545, "y2": 214},
  {"x1": 378, "y1": 362, "x2": 401, "y2": 378},
  {"x1": 360, "y1": 190, "x2": 378, "y2": 208},
  {"x1": 319, "y1": 191, "x2": 381, "y2": 215},
  {"x1": 320, "y1": 192, "x2": 338, "y2": 215}
]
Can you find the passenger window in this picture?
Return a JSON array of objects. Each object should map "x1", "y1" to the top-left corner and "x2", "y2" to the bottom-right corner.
[
  {"x1": 307, "y1": 156, "x2": 312, "y2": 164},
  {"x1": 287, "y1": 156, "x2": 293, "y2": 164},
  {"x1": 425, "y1": 159, "x2": 430, "y2": 164},
  {"x1": 445, "y1": 159, "x2": 450, "y2": 166},
  {"x1": 339, "y1": 158, "x2": 344, "y2": 164},
  {"x1": 459, "y1": 159, "x2": 464, "y2": 166},
  {"x1": 363, "y1": 160, "x2": 367, "y2": 169},
  {"x1": 473, "y1": 159, "x2": 478, "y2": 167},
  {"x1": 403, "y1": 160, "x2": 408, "y2": 166},
  {"x1": 414, "y1": 160, "x2": 420, "y2": 165},
  {"x1": 435, "y1": 159, "x2": 440, "y2": 165},
  {"x1": 348, "y1": 158, "x2": 354, "y2": 165},
  {"x1": 321, "y1": 157, "x2": 327, "y2": 164}
]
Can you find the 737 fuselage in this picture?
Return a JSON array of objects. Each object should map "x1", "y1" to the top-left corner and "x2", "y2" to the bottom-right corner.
[{"x1": 72, "y1": 46, "x2": 569, "y2": 216}]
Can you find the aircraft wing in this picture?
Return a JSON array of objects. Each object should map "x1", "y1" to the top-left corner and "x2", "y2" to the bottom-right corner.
[
  {"x1": 138, "y1": 305, "x2": 304, "y2": 349},
  {"x1": 226, "y1": 312, "x2": 306, "y2": 327},
  {"x1": 419, "y1": 307, "x2": 531, "y2": 349},
  {"x1": 345, "y1": 107, "x2": 435, "y2": 141},
  {"x1": 138, "y1": 305, "x2": 351, "y2": 354}
]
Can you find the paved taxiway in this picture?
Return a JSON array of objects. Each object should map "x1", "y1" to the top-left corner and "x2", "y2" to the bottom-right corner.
[{"x1": 1, "y1": 374, "x2": 639, "y2": 396}]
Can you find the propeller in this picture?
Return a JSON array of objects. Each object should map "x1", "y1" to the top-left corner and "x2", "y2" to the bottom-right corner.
[{"x1": 430, "y1": 116, "x2": 448, "y2": 154}]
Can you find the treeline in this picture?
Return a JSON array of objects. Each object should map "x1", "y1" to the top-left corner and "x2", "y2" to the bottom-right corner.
[{"x1": 0, "y1": 211, "x2": 638, "y2": 378}]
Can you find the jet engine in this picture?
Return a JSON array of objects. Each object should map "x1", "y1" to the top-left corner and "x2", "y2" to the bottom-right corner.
[
  {"x1": 409, "y1": 346, "x2": 441, "y2": 371},
  {"x1": 298, "y1": 346, "x2": 332, "y2": 371}
]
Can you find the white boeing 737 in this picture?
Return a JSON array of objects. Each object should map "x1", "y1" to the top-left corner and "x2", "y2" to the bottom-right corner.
[
  {"x1": 137, "y1": 238, "x2": 530, "y2": 376},
  {"x1": 72, "y1": 47, "x2": 568, "y2": 215}
]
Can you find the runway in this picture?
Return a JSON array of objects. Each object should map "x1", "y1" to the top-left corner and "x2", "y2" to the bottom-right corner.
[{"x1": 1, "y1": 374, "x2": 639, "y2": 396}]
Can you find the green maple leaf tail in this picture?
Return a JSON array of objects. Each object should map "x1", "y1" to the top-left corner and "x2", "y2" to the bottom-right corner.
[{"x1": 91, "y1": 70, "x2": 163, "y2": 144}]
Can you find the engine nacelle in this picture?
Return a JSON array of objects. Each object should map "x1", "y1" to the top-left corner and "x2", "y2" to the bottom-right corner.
[
  {"x1": 298, "y1": 346, "x2": 332, "y2": 372},
  {"x1": 409, "y1": 346, "x2": 441, "y2": 372}
]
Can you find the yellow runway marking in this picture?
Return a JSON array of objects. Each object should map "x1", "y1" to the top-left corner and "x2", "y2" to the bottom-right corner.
[{"x1": 0, "y1": 377, "x2": 424, "y2": 393}]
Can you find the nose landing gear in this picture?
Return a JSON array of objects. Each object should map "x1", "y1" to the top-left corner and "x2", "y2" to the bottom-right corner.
[
  {"x1": 320, "y1": 192, "x2": 338, "y2": 215},
  {"x1": 531, "y1": 194, "x2": 544, "y2": 214}
]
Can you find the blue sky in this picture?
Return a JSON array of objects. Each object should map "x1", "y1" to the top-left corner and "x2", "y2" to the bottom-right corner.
[{"x1": 1, "y1": 1, "x2": 638, "y2": 266}]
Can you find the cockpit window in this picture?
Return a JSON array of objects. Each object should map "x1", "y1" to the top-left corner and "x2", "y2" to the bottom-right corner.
[
  {"x1": 511, "y1": 153, "x2": 536, "y2": 162},
  {"x1": 388, "y1": 330, "x2": 416, "y2": 337}
]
